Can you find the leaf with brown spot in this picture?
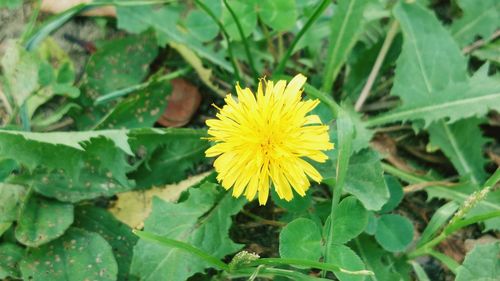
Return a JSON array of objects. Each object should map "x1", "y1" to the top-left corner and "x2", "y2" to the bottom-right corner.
[{"x1": 157, "y1": 78, "x2": 201, "y2": 128}]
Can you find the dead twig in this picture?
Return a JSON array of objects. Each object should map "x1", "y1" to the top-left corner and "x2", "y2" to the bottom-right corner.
[{"x1": 404, "y1": 181, "x2": 459, "y2": 194}]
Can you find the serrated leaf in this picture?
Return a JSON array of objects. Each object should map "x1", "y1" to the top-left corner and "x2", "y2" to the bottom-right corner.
[
  {"x1": 323, "y1": 0, "x2": 372, "y2": 91},
  {"x1": 371, "y1": 2, "x2": 500, "y2": 126},
  {"x1": 456, "y1": 241, "x2": 500, "y2": 281},
  {"x1": 327, "y1": 244, "x2": 366, "y2": 281},
  {"x1": 345, "y1": 149, "x2": 390, "y2": 211},
  {"x1": 15, "y1": 195, "x2": 73, "y2": 247},
  {"x1": 428, "y1": 118, "x2": 489, "y2": 186},
  {"x1": 131, "y1": 182, "x2": 245, "y2": 281},
  {"x1": 450, "y1": 0, "x2": 500, "y2": 47},
  {"x1": 20, "y1": 228, "x2": 118, "y2": 281},
  {"x1": 74, "y1": 207, "x2": 138, "y2": 281},
  {"x1": 95, "y1": 80, "x2": 172, "y2": 129},
  {"x1": 330, "y1": 196, "x2": 368, "y2": 244},
  {"x1": 258, "y1": 0, "x2": 297, "y2": 31},
  {"x1": 374, "y1": 214, "x2": 414, "y2": 252},
  {"x1": 0, "y1": 243, "x2": 24, "y2": 279},
  {"x1": 279, "y1": 218, "x2": 322, "y2": 261}
]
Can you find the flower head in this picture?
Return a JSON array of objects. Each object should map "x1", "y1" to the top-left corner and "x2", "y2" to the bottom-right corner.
[{"x1": 205, "y1": 74, "x2": 334, "y2": 205}]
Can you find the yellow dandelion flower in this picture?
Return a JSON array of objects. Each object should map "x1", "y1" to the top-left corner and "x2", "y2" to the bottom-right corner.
[{"x1": 205, "y1": 74, "x2": 334, "y2": 205}]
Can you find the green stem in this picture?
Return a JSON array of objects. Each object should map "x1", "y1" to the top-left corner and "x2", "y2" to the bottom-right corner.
[
  {"x1": 194, "y1": 0, "x2": 241, "y2": 82},
  {"x1": 230, "y1": 267, "x2": 332, "y2": 281},
  {"x1": 222, "y1": 0, "x2": 258, "y2": 83},
  {"x1": 274, "y1": 0, "x2": 330, "y2": 75},
  {"x1": 324, "y1": 110, "x2": 354, "y2": 269},
  {"x1": 133, "y1": 230, "x2": 230, "y2": 271},
  {"x1": 427, "y1": 250, "x2": 459, "y2": 274},
  {"x1": 249, "y1": 258, "x2": 373, "y2": 276},
  {"x1": 94, "y1": 66, "x2": 191, "y2": 105},
  {"x1": 21, "y1": 0, "x2": 42, "y2": 44}
]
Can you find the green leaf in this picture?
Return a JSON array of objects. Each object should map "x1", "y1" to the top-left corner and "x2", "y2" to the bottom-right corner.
[
  {"x1": 129, "y1": 129, "x2": 209, "y2": 188},
  {"x1": 117, "y1": 5, "x2": 232, "y2": 72},
  {"x1": 0, "y1": 0, "x2": 22, "y2": 9},
  {"x1": 374, "y1": 214, "x2": 414, "y2": 252},
  {"x1": 327, "y1": 244, "x2": 366, "y2": 281},
  {"x1": 410, "y1": 261, "x2": 431, "y2": 281},
  {"x1": 450, "y1": 0, "x2": 500, "y2": 47},
  {"x1": 279, "y1": 218, "x2": 322, "y2": 261},
  {"x1": 417, "y1": 201, "x2": 459, "y2": 247},
  {"x1": 345, "y1": 149, "x2": 390, "y2": 211},
  {"x1": 354, "y1": 235, "x2": 410, "y2": 281},
  {"x1": 330, "y1": 196, "x2": 368, "y2": 244},
  {"x1": 221, "y1": 0, "x2": 257, "y2": 40},
  {"x1": 322, "y1": 0, "x2": 372, "y2": 92},
  {"x1": 0, "y1": 184, "x2": 27, "y2": 229},
  {"x1": 473, "y1": 40, "x2": 500, "y2": 64},
  {"x1": 427, "y1": 183, "x2": 500, "y2": 231},
  {"x1": 74, "y1": 207, "x2": 138, "y2": 281},
  {"x1": 1, "y1": 40, "x2": 39, "y2": 107},
  {"x1": 20, "y1": 228, "x2": 118, "y2": 281},
  {"x1": 456, "y1": 241, "x2": 500, "y2": 281},
  {"x1": 131, "y1": 182, "x2": 245, "y2": 281},
  {"x1": 0, "y1": 243, "x2": 24, "y2": 279},
  {"x1": 369, "y1": 2, "x2": 500, "y2": 126},
  {"x1": 15, "y1": 195, "x2": 73, "y2": 247},
  {"x1": 258, "y1": 0, "x2": 298, "y2": 31},
  {"x1": 428, "y1": 118, "x2": 489, "y2": 186},
  {"x1": 95, "y1": 80, "x2": 172, "y2": 129},
  {"x1": 186, "y1": 9, "x2": 219, "y2": 42},
  {"x1": 379, "y1": 176, "x2": 404, "y2": 213}
]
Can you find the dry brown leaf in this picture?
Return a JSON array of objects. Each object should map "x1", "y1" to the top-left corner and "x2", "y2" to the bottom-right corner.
[
  {"x1": 41, "y1": 0, "x2": 116, "y2": 17},
  {"x1": 157, "y1": 78, "x2": 202, "y2": 127},
  {"x1": 108, "y1": 172, "x2": 211, "y2": 228}
]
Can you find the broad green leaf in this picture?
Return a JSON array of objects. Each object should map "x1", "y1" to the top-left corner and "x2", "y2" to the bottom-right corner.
[
  {"x1": 20, "y1": 228, "x2": 118, "y2": 281},
  {"x1": 258, "y1": 0, "x2": 298, "y2": 31},
  {"x1": 365, "y1": 212, "x2": 377, "y2": 235},
  {"x1": 279, "y1": 218, "x2": 322, "y2": 261},
  {"x1": 117, "y1": 5, "x2": 232, "y2": 72},
  {"x1": 348, "y1": 105, "x2": 374, "y2": 153},
  {"x1": 379, "y1": 176, "x2": 404, "y2": 213},
  {"x1": 327, "y1": 244, "x2": 366, "y2": 281},
  {"x1": 131, "y1": 183, "x2": 245, "y2": 281},
  {"x1": 0, "y1": 243, "x2": 24, "y2": 279},
  {"x1": 0, "y1": 159, "x2": 17, "y2": 181},
  {"x1": 0, "y1": 184, "x2": 26, "y2": 227},
  {"x1": 450, "y1": 0, "x2": 500, "y2": 47},
  {"x1": 1, "y1": 40, "x2": 39, "y2": 107},
  {"x1": 95, "y1": 80, "x2": 172, "y2": 129},
  {"x1": 15, "y1": 195, "x2": 73, "y2": 247},
  {"x1": 129, "y1": 129, "x2": 209, "y2": 188},
  {"x1": 186, "y1": 9, "x2": 219, "y2": 42},
  {"x1": 354, "y1": 235, "x2": 410, "y2": 281},
  {"x1": 345, "y1": 149, "x2": 390, "y2": 211},
  {"x1": 330, "y1": 196, "x2": 368, "y2": 244},
  {"x1": 428, "y1": 118, "x2": 489, "y2": 186},
  {"x1": 74, "y1": 207, "x2": 138, "y2": 281},
  {"x1": 374, "y1": 214, "x2": 414, "y2": 252},
  {"x1": 322, "y1": 0, "x2": 372, "y2": 92},
  {"x1": 456, "y1": 241, "x2": 500, "y2": 281},
  {"x1": 417, "y1": 201, "x2": 459, "y2": 247},
  {"x1": 370, "y1": 2, "x2": 500, "y2": 126},
  {"x1": 221, "y1": 0, "x2": 257, "y2": 40}
]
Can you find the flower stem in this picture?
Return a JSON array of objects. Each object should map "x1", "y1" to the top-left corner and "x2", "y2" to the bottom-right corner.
[
  {"x1": 324, "y1": 110, "x2": 354, "y2": 269},
  {"x1": 274, "y1": 0, "x2": 330, "y2": 75},
  {"x1": 222, "y1": 0, "x2": 258, "y2": 83},
  {"x1": 194, "y1": 0, "x2": 241, "y2": 82},
  {"x1": 249, "y1": 258, "x2": 373, "y2": 276}
]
